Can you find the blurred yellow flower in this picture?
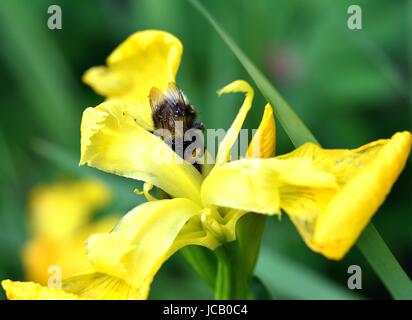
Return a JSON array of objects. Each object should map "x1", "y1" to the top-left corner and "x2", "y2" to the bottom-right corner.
[
  {"x1": 22, "y1": 180, "x2": 117, "y2": 285},
  {"x1": 2, "y1": 179, "x2": 122, "y2": 299}
]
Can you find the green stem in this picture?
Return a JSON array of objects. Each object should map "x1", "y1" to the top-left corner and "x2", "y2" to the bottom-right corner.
[
  {"x1": 180, "y1": 246, "x2": 217, "y2": 289},
  {"x1": 236, "y1": 214, "x2": 267, "y2": 276},
  {"x1": 357, "y1": 224, "x2": 412, "y2": 299},
  {"x1": 214, "y1": 242, "x2": 249, "y2": 300}
]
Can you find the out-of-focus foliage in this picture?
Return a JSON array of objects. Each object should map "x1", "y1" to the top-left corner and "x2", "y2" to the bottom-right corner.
[{"x1": 0, "y1": 0, "x2": 410, "y2": 299}]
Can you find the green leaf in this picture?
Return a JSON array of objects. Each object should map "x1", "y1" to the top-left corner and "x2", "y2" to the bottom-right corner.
[
  {"x1": 236, "y1": 214, "x2": 267, "y2": 277},
  {"x1": 256, "y1": 247, "x2": 359, "y2": 299},
  {"x1": 189, "y1": 0, "x2": 412, "y2": 299},
  {"x1": 357, "y1": 224, "x2": 412, "y2": 299}
]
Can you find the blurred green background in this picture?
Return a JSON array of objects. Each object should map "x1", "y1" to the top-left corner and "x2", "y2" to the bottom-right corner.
[{"x1": 0, "y1": 0, "x2": 410, "y2": 299}]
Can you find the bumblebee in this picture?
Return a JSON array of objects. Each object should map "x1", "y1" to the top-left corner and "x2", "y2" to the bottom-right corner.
[{"x1": 149, "y1": 82, "x2": 204, "y2": 170}]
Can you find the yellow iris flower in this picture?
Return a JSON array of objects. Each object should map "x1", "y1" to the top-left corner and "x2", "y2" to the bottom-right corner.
[{"x1": 2, "y1": 30, "x2": 410, "y2": 300}]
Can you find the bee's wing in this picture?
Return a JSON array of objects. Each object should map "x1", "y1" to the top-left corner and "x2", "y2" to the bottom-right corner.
[
  {"x1": 167, "y1": 82, "x2": 197, "y2": 115},
  {"x1": 166, "y1": 82, "x2": 186, "y2": 104},
  {"x1": 149, "y1": 82, "x2": 185, "y2": 112},
  {"x1": 149, "y1": 87, "x2": 165, "y2": 114}
]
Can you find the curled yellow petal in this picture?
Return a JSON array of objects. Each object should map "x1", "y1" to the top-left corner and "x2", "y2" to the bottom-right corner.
[
  {"x1": 172, "y1": 213, "x2": 223, "y2": 251},
  {"x1": 80, "y1": 101, "x2": 203, "y2": 203},
  {"x1": 246, "y1": 103, "x2": 276, "y2": 159},
  {"x1": 86, "y1": 199, "x2": 202, "y2": 298},
  {"x1": 134, "y1": 182, "x2": 157, "y2": 202},
  {"x1": 83, "y1": 30, "x2": 182, "y2": 113},
  {"x1": 279, "y1": 131, "x2": 412, "y2": 259},
  {"x1": 215, "y1": 80, "x2": 254, "y2": 166},
  {"x1": 201, "y1": 157, "x2": 337, "y2": 215},
  {"x1": 171, "y1": 207, "x2": 246, "y2": 251}
]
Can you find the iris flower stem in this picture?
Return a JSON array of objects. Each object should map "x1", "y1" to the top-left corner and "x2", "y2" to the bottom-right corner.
[
  {"x1": 180, "y1": 246, "x2": 217, "y2": 289},
  {"x1": 214, "y1": 242, "x2": 250, "y2": 300}
]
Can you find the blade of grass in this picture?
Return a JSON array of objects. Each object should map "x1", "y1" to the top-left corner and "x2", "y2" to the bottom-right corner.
[{"x1": 189, "y1": 0, "x2": 412, "y2": 299}]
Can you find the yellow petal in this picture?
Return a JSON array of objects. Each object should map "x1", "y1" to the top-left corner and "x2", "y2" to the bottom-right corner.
[
  {"x1": 86, "y1": 199, "x2": 202, "y2": 298},
  {"x1": 220, "y1": 208, "x2": 250, "y2": 242},
  {"x1": 2, "y1": 280, "x2": 81, "y2": 300},
  {"x1": 171, "y1": 210, "x2": 225, "y2": 252},
  {"x1": 28, "y1": 180, "x2": 110, "y2": 239},
  {"x1": 215, "y1": 80, "x2": 254, "y2": 166},
  {"x1": 83, "y1": 30, "x2": 182, "y2": 121},
  {"x1": 62, "y1": 272, "x2": 141, "y2": 299},
  {"x1": 246, "y1": 104, "x2": 276, "y2": 158},
  {"x1": 278, "y1": 131, "x2": 411, "y2": 259},
  {"x1": 80, "y1": 101, "x2": 203, "y2": 203},
  {"x1": 201, "y1": 157, "x2": 337, "y2": 215},
  {"x1": 1, "y1": 274, "x2": 139, "y2": 300}
]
